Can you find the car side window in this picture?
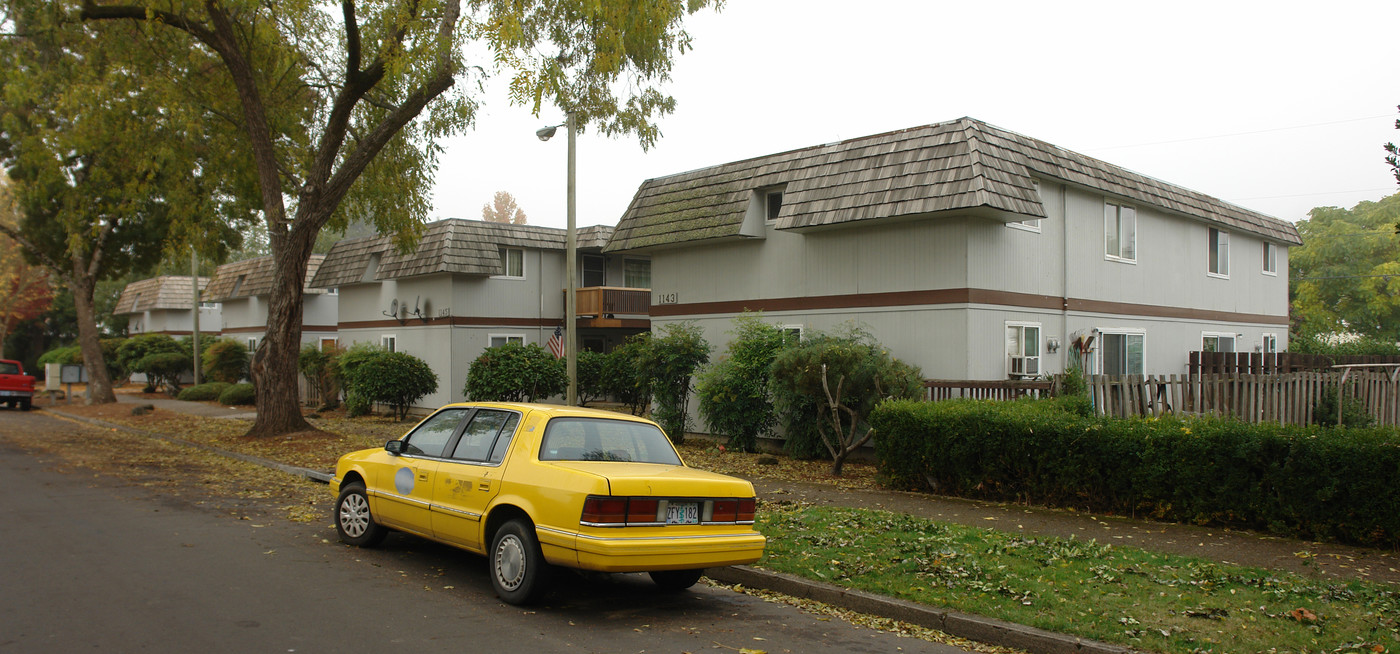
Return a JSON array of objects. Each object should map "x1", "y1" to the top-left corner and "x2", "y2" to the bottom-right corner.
[
  {"x1": 401, "y1": 408, "x2": 467, "y2": 457},
  {"x1": 450, "y1": 409, "x2": 520, "y2": 462}
]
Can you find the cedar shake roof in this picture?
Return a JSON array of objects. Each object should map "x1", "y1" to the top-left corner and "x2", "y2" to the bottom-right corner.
[
  {"x1": 605, "y1": 117, "x2": 1301, "y2": 252},
  {"x1": 310, "y1": 219, "x2": 615, "y2": 288},
  {"x1": 114, "y1": 276, "x2": 209, "y2": 314},
  {"x1": 204, "y1": 255, "x2": 327, "y2": 302}
]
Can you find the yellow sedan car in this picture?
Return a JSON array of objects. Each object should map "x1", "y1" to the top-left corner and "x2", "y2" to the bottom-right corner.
[{"x1": 331, "y1": 402, "x2": 766, "y2": 604}]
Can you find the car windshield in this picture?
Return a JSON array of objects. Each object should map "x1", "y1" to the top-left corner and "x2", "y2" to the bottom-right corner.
[{"x1": 539, "y1": 417, "x2": 682, "y2": 465}]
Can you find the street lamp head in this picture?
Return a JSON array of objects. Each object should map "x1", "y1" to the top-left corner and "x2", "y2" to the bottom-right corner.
[{"x1": 536, "y1": 125, "x2": 558, "y2": 141}]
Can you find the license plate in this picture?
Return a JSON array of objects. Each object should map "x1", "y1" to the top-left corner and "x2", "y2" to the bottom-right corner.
[{"x1": 665, "y1": 502, "x2": 698, "y2": 525}]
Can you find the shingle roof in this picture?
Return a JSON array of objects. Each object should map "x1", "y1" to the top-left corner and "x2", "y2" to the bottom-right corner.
[
  {"x1": 204, "y1": 255, "x2": 327, "y2": 302},
  {"x1": 310, "y1": 219, "x2": 590, "y2": 288},
  {"x1": 605, "y1": 117, "x2": 1301, "y2": 252},
  {"x1": 114, "y1": 276, "x2": 209, "y2": 314}
]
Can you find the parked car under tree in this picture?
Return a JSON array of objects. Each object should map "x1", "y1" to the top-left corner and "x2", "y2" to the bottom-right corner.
[
  {"x1": 331, "y1": 402, "x2": 765, "y2": 605},
  {"x1": 0, "y1": 360, "x2": 35, "y2": 410}
]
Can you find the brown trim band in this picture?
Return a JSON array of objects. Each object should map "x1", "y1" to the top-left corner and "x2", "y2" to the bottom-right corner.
[
  {"x1": 650, "y1": 288, "x2": 1289, "y2": 326},
  {"x1": 219, "y1": 324, "x2": 338, "y2": 334},
  {"x1": 337, "y1": 317, "x2": 566, "y2": 330}
]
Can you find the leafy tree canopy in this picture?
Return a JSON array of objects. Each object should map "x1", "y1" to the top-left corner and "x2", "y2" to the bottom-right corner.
[
  {"x1": 482, "y1": 191, "x2": 528, "y2": 224},
  {"x1": 1289, "y1": 192, "x2": 1400, "y2": 340}
]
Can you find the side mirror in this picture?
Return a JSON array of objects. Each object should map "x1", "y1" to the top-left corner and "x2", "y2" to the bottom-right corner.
[{"x1": 385, "y1": 440, "x2": 405, "y2": 455}]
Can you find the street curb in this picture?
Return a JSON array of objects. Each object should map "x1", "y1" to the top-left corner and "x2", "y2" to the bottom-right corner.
[
  {"x1": 44, "y1": 408, "x2": 334, "y2": 484},
  {"x1": 706, "y1": 566, "x2": 1136, "y2": 654}
]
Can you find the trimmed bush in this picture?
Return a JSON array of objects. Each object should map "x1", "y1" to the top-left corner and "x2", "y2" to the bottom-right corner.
[
  {"x1": 137, "y1": 352, "x2": 192, "y2": 395},
  {"x1": 178, "y1": 382, "x2": 232, "y2": 402},
  {"x1": 575, "y1": 349, "x2": 606, "y2": 405},
  {"x1": 218, "y1": 382, "x2": 257, "y2": 406},
  {"x1": 202, "y1": 339, "x2": 249, "y2": 384},
  {"x1": 38, "y1": 345, "x2": 83, "y2": 366},
  {"x1": 871, "y1": 398, "x2": 1400, "y2": 548},
  {"x1": 119, "y1": 334, "x2": 184, "y2": 392},
  {"x1": 346, "y1": 351, "x2": 438, "y2": 420},
  {"x1": 464, "y1": 342, "x2": 565, "y2": 403},
  {"x1": 639, "y1": 322, "x2": 709, "y2": 444}
]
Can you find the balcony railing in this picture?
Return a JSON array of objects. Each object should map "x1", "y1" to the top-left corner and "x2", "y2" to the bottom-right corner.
[{"x1": 572, "y1": 286, "x2": 650, "y2": 318}]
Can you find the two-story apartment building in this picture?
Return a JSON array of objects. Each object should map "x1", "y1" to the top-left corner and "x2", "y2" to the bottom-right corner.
[
  {"x1": 605, "y1": 117, "x2": 1300, "y2": 380},
  {"x1": 113, "y1": 275, "x2": 222, "y2": 337},
  {"x1": 310, "y1": 219, "x2": 650, "y2": 408},
  {"x1": 203, "y1": 254, "x2": 338, "y2": 353}
]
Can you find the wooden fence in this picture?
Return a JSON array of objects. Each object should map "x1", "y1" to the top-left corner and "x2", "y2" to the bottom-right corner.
[
  {"x1": 1189, "y1": 351, "x2": 1400, "y2": 374},
  {"x1": 923, "y1": 379, "x2": 1053, "y2": 401},
  {"x1": 1087, "y1": 372, "x2": 1400, "y2": 426}
]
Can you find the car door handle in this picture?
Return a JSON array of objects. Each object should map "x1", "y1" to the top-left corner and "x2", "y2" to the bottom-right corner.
[
  {"x1": 477, "y1": 480, "x2": 491, "y2": 492},
  {"x1": 418, "y1": 472, "x2": 430, "y2": 481}
]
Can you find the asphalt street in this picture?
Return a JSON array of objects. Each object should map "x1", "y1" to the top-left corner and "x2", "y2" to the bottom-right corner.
[{"x1": 0, "y1": 409, "x2": 974, "y2": 653}]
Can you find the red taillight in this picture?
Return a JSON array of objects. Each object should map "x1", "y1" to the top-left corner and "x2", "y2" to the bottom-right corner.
[
  {"x1": 581, "y1": 496, "x2": 627, "y2": 524},
  {"x1": 711, "y1": 499, "x2": 738, "y2": 523},
  {"x1": 627, "y1": 498, "x2": 659, "y2": 523},
  {"x1": 737, "y1": 498, "x2": 756, "y2": 522}
]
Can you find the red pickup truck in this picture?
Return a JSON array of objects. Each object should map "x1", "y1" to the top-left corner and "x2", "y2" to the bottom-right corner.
[{"x1": 0, "y1": 359, "x2": 36, "y2": 411}]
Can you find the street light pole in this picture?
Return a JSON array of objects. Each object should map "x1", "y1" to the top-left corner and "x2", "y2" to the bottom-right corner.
[{"x1": 565, "y1": 112, "x2": 578, "y2": 406}]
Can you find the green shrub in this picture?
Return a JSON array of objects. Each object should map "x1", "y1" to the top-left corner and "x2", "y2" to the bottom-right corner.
[
  {"x1": 871, "y1": 398, "x2": 1400, "y2": 548},
  {"x1": 769, "y1": 327, "x2": 923, "y2": 475},
  {"x1": 137, "y1": 352, "x2": 191, "y2": 395},
  {"x1": 345, "y1": 392, "x2": 371, "y2": 417},
  {"x1": 602, "y1": 333, "x2": 653, "y2": 415},
  {"x1": 697, "y1": 315, "x2": 793, "y2": 452},
  {"x1": 119, "y1": 334, "x2": 184, "y2": 392},
  {"x1": 464, "y1": 342, "x2": 565, "y2": 403},
  {"x1": 218, "y1": 382, "x2": 257, "y2": 406},
  {"x1": 201, "y1": 339, "x2": 248, "y2": 384},
  {"x1": 1289, "y1": 333, "x2": 1400, "y2": 356},
  {"x1": 640, "y1": 322, "x2": 710, "y2": 444},
  {"x1": 178, "y1": 382, "x2": 232, "y2": 402},
  {"x1": 575, "y1": 349, "x2": 606, "y2": 405},
  {"x1": 38, "y1": 345, "x2": 83, "y2": 366},
  {"x1": 347, "y1": 351, "x2": 438, "y2": 420},
  {"x1": 1312, "y1": 387, "x2": 1375, "y2": 427}
]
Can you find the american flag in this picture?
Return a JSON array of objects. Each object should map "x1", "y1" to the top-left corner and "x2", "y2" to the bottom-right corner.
[{"x1": 546, "y1": 326, "x2": 565, "y2": 359}]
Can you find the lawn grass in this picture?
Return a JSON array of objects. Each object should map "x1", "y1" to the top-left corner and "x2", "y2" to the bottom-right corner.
[{"x1": 757, "y1": 503, "x2": 1400, "y2": 653}]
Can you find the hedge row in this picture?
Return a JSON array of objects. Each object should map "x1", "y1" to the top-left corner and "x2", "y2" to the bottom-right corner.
[{"x1": 871, "y1": 398, "x2": 1400, "y2": 548}]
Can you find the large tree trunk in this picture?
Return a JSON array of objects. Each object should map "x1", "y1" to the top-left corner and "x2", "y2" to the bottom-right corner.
[
  {"x1": 245, "y1": 231, "x2": 315, "y2": 437},
  {"x1": 70, "y1": 275, "x2": 116, "y2": 404}
]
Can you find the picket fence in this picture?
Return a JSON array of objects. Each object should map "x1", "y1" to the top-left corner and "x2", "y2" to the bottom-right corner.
[{"x1": 1086, "y1": 371, "x2": 1400, "y2": 426}]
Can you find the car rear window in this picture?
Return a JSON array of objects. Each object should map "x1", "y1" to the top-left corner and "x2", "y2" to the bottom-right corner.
[
  {"x1": 539, "y1": 418, "x2": 682, "y2": 465},
  {"x1": 0, "y1": 362, "x2": 18, "y2": 375}
]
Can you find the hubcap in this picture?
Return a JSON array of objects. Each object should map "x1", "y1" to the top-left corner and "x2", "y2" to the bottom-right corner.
[
  {"x1": 495, "y1": 534, "x2": 526, "y2": 591},
  {"x1": 339, "y1": 492, "x2": 370, "y2": 538}
]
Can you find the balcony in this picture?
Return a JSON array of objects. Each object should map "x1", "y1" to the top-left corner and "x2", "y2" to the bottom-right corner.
[{"x1": 571, "y1": 286, "x2": 650, "y2": 328}]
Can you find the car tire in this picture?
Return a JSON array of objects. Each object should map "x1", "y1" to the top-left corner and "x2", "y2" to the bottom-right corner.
[
  {"x1": 490, "y1": 519, "x2": 551, "y2": 605},
  {"x1": 649, "y1": 568, "x2": 704, "y2": 591},
  {"x1": 18, "y1": 398, "x2": 30, "y2": 411},
  {"x1": 334, "y1": 482, "x2": 387, "y2": 547}
]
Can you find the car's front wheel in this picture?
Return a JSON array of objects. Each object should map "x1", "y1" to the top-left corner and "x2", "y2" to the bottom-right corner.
[
  {"x1": 335, "y1": 482, "x2": 387, "y2": 547},
  {"x1": 490, "y1": 519, "x2": 551, "y2": 605},
  {"x1": 649, "y1": 568, "x2": 705, "y2": 591}
]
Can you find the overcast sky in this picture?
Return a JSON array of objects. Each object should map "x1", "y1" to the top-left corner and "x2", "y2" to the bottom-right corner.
[{"x1": 428, "y1": 0, "x2": 1400, "y2": 231}]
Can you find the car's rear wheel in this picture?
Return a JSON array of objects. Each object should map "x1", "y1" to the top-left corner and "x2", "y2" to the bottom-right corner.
[
  {"x1": 490, "y1": 519, "x2": 551, "y2": 605},
  {"x1": 649, "y1": 568, "x2": 704, "y2": 591},
  {"x1": 18, "y1": 398, "x2": 30, "y2": 411},
  {"x1": 335, "y1": 482, "x2": 387, "y2": 547}
]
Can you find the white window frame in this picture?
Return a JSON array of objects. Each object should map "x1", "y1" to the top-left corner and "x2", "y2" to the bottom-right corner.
[
  {"x1": 1104, "y1": 201, "x2": 1137, "y2": 263},
  {"x1": 1262, "y1": 242, "x2": 1277, "y2": 276},
  {"x1": 1208, "y1": 227, "x2": 1230, "y2": 278},
  {"x1": 778, "y1": 324, "x2": 804, "y2": 343},
  {"x1": 1261, "y1": 333, "x2": 1278, "y2": 354},
  {"x1": 380, "y1": 334, "x2": 396, "y2": 353},
  {"x1": 1201, "y1": 331, "x2": 1237, "y2": 353},
  {"x1": 496, "y1": 247, "x2": 525, "y2": 280},
  {"x1": 488, "y1": 333, "x2": 525, "y2": 348},
  {"x1": 1097, "y1": 329, "x2": 1146, "y2": 376},
  {"x1": 1005, "y1": 321, "x2": 1042, "y2": 378},
  {"x1": 246, "y1": 337, "x2": 258, "y2": 352}
]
